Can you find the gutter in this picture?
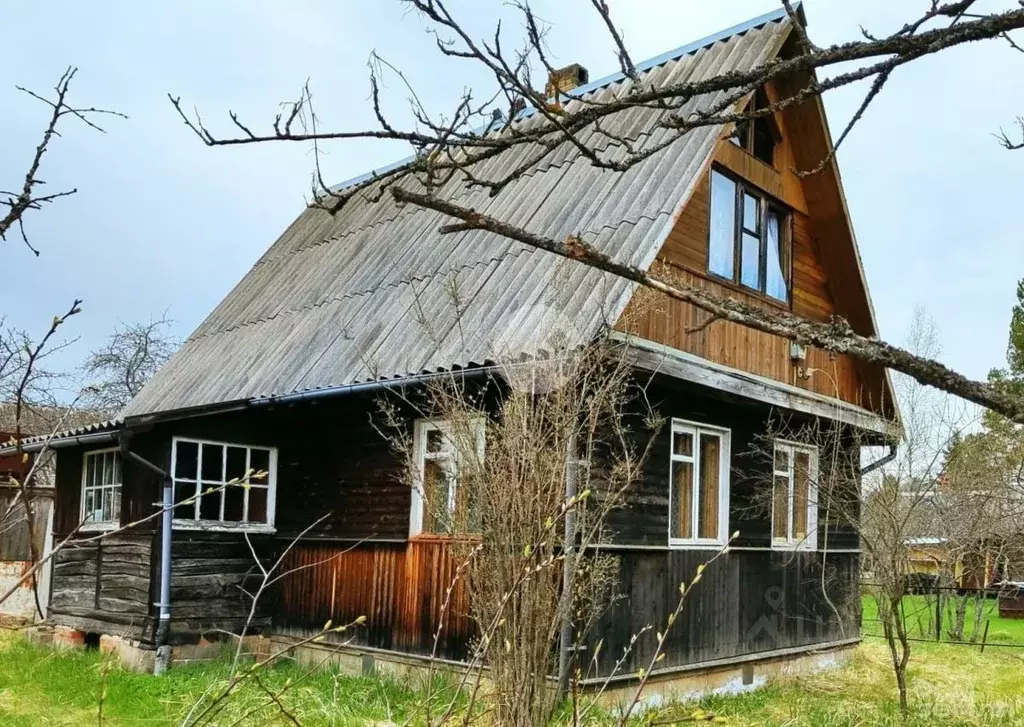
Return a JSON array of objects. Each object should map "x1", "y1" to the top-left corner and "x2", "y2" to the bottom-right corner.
[
  {"x1": 0, "y1": 430, "x2": 118, "y2": 456},
  {"x1": 117, "y1": 432, "x2": 174, "y2": 676},
  {"x1": 859, "y1": 444, "x2": 898, "y2": 476},
  {"x1": 249, "y1": 366, "x2": 504, "y2": 407}
]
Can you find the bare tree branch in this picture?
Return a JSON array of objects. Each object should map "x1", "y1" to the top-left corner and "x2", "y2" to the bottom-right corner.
[{"x1": 2, "y1": 68, "x2": 126, "y2": 255}]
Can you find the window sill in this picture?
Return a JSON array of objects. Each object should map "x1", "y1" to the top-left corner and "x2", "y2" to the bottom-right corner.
[
  {"x1": 706, "y1": 270, "x2": 792, "y2": 312},
  {"x1": 771, "y1": 541, "x2": 816, "y2": 552},
  {"x1": 172, "y1": 519, "x2": 276, "y2": 535},
  {"x1": 668, "y1": 539, "x2": 728, "y2": 550},
  {"x1": 80, "y1": 522, "x2": 119, "y2": 534}
]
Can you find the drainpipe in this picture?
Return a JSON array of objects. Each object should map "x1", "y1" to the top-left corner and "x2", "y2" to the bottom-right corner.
[
  {"x1": 557, "y1": 432, "x2": 578, "y2": 701},
  {"x1": 118, "y1": 434, "x2": 173, "y2": 675},
  {"x1": 859, "y1": 444, "x2": 898, "y2": 476}
]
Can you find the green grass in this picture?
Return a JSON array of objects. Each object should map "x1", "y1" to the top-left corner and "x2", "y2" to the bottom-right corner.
[
  {"x1": 0, "y1": 631, "x2": 464, "y2": 726},
  {"x1": 3, "y1": 604, "x2": 1024, "y2": 726},
  {"x1": 860, "y1": 593, "x2": 1024, "y2": 645}
]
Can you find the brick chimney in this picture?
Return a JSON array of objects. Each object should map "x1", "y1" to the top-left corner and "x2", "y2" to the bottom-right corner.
[{"x1": 545, "y1": 63, "x2": 589, "y2": 99}]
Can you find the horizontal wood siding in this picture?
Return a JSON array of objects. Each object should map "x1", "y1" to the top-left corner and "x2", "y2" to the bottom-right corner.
[
  {"x1": 276, "y1": 538, "x2": 474, "y2": 660},
  {"x1": 166, "y1": 532, "x2": 271, "y2": 643},
  {"x1": 49, "y1": 534, "x2": 154, "y2": 642},
  {"x1": 586, "y1": 549, "x2": 859, "y2": 675}
]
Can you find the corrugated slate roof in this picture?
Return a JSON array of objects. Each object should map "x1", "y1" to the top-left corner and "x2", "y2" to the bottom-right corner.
[{"x1": 122, "y1": 8, "x2": 793, "y2": 419}]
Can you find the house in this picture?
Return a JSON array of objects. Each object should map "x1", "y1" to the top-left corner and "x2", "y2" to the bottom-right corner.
[{"x1": 2, "y1": 6, "x2": 900, "y2": 692}]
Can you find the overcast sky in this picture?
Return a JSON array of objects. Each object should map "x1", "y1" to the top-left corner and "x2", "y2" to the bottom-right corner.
[{"x1": 2, "y1": 0, "x2": 1022, "y2": 390}]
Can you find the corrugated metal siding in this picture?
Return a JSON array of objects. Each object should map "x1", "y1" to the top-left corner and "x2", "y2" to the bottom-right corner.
[{"x1": 122, "y1": 15, "x2": 791, "y2": 418}]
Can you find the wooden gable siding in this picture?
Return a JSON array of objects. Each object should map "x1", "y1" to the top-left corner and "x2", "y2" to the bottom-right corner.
[{"x1": 617, "y1": 79, "x2": 889, "y2": 417}]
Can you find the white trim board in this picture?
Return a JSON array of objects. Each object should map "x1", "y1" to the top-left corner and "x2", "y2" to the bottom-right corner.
[{"x1": 616, "y1": 333, "x2": 895, "y2": 437}]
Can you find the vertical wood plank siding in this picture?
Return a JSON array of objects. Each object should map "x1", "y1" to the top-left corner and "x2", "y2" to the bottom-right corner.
[{"x1": 277, "y1": 539, "x2": 475, "y2": 660}]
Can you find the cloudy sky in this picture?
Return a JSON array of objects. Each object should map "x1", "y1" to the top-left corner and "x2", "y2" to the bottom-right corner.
[{"x1": 2, "y1": 0, "x2": 1022, "y2": 389}]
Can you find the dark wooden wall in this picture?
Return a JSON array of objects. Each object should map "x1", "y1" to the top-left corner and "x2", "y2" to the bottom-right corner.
[
  {"x1": 586, "y1": 549, "x2": 859, "y2": 675},
  {"x1": 48, "y1": 377, "x2": 861, "y2": 663}
]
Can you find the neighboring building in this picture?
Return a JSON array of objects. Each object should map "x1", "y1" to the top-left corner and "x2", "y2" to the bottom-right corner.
[{"x1": 2, "y1": 7, "x2": 900, "y2": 689}]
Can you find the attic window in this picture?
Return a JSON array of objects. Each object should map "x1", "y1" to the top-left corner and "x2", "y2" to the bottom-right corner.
[
  {"x1": 708, "y1": 168, "x2": 790, "y2": 303},
  {"x1": 730, "y1": 88, "x2": 779, "y2": 166}
]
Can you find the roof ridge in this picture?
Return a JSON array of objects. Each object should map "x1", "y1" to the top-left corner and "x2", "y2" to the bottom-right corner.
[{"x1": 328, "y1": 4, "x2": 793, "y2": 194}]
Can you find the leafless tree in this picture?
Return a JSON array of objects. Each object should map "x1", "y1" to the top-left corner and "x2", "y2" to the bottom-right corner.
[
  {"x1": 169, "y1": 1, "x2": 1024, "y2": 423},
  {"x1": 80, "y1": 313, "x2": 179, "y2": 416}
]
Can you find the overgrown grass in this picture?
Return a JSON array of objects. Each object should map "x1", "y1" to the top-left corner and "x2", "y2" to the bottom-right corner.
[
  {"x1": 3, "y1": 616, "x2": 1024, "y2": 725},
  {"x1": 0, "y1": 630, "x2": 464, "y2": 726}
]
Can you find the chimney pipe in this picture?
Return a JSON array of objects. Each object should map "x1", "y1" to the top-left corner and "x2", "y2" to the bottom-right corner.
[{"x1": 545, "y1": 64, "x2": 589, "y2": 99}]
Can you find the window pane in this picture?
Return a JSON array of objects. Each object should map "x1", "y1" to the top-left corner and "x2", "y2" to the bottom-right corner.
[
  {"x1": 426, "y1": 428, "x2": 445, "y2": 454},
  {"x1": 698, "y1": 434, "x2": 721, "y2": 539},
  {"x1": 102, "y1": 452, "x2": 113, "y2": 487},
  {"x1": 424, "y1": 459, "x2": 454, "y2": 533},
  {"x1": 794, "y1": 452, "x2": 812, "y2": 541},
  {"x1": 226, "y1": 447, "x2": 247, "y2": 482},
  {"x1": 774, "y1": 446, "x2": 790, "y2": 474},
  {"x1": 250, "y1": 448, "x2": 270, "y2": 485},
  {"x1": 113, "y1": 455, "x2": 122, "y2": 486},
  {"x1": 765, "y1": 210, "x2": 788, "y2": 302},
  {"x1": 709, "y1": 171, "x2": 736, "y2": 279},
  {"x1": 223, "y1": 484, "x2": 244, "y2": 522},
  {"x1": 84, "y1": 490, "x2": 95, "y2": 523},
  {"x1": 743, "y1": 193, "x2": 759, "y2": 233},
  {"x1": 174, "y1": 481, "x2": 197, "y2": 519},
  {"x1": 752, "y1": 118, "x2": 774, "y2": 165},
  {"x1": 672, "y1": 430, "x2": 693, "y2": 457},
  {"x1": 671, "y1": 459, "x2": 694, "y2": 540},
  {"x1": 102, "y1": 488, "x2": 113, "y2": 522},
  {"x1": 201, "y1": 444, "x2": 224, "y2": 482},
  {"x1": 89, "y1": 457, "x2": 99, "y2": 489},
  {"x1": 111, "y1": 487, "x2": 121, "y2": 522},
  {"x1": 740, "y1": 232, "x2": 761, "y2": 290},
  {"x1": 199, "y1": 485, "x2": 222, "y2": 520},
  {"x1": 773, "y1": 475, "x2": 789, "y2": 540},
  {"x1": 248, "y1": 487, "x2": 268, "y2": 524},
  {"x1": 174, "y1": 441, "x2": 198, "y2": 480}
]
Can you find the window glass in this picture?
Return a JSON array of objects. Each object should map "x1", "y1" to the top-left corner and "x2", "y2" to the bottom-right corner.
[
  {"x1": 765, "y1": 209, "x2": 788, "y2": 302},
  {"x1": 772, "y1": 443, "x2": 817, "y2": 548},
  {"x1": 709, "y1": 171, "x2": 736, "y2": 279},
  {"x1": 82, "y1": 450, "x2": 123, "y2": 526},
  {"x1": 671, "y1": 459, "x2": 694, "y2": 541},
  {"x1": 669, "y1": 422, "x2": 728, "y2": 546},
  {"x1": 171, "y1": 439, "x2": 275, "y2": 528},
  {"x1": 740, "y1": 232, "x2": 761, "y2": 290},
  {"x1": 707, "y1": 170, "x2": 790, "y2": 301},
  {"x1": 413, "y1": 419, "x2": 485, "y2": 535},
  {"x1": 697, "y1": 434, "x2": 721, "y2": 539}
]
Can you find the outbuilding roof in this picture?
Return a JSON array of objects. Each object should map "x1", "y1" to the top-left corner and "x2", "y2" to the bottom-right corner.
[{"x1": 122, "y1": 8, "x2": 795, "y2": 419}]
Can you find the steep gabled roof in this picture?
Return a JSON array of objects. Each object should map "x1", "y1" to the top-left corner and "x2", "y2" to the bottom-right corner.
[{"x1": 122, "y1": 8, "x2": 795, "y2": 419}]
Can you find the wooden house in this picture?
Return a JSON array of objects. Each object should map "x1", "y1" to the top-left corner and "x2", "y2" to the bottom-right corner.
[{"x1": 3, "y1": 7, "x2": 900, "y2": 690}]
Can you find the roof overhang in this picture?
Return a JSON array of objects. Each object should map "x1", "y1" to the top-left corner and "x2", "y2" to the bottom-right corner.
[{"x1": 617, "y1": 333, "x2": 899, "y2": 439}]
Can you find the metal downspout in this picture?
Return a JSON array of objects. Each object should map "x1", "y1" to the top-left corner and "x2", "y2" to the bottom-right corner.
[
  {"x1": 557, "y1": 432, "x2": 578, "y2": 700},
  {"x1": 118, "y1": 434, "x2": 173, "y2": 675}
]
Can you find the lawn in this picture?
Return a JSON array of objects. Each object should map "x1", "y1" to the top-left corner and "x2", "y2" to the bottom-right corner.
[
  {"x1": 861, "y1": 593, "x2": 1024, "y2": 645},
  {"x1": 2, "y1": 605, "x2": 1024, "y2": 726}
]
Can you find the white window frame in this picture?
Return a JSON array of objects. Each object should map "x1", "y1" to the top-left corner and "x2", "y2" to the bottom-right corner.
[
  {"x1": 170, "y1": 436, "x2": 277, "y2": 533},
  {"x1": 409, "y1": 417, "x2": 485, "y2": 537},
  {"x1": 668, "y1": 419, "x2": 731, "y2": 549},
  {"x1": 80, "y1": 447, "x2": 123, "y2": 531},
  {"x1": 771, "y1": 440, "x2": 818, "y2": 551}
]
